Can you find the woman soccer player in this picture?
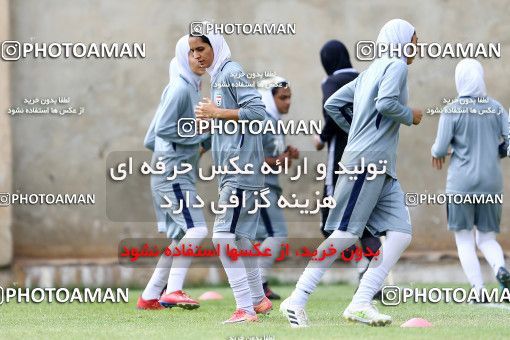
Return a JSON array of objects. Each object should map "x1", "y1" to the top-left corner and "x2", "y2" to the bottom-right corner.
[
  {"x1": 281, "y1": 19, "x2": 422, "y2": 327},
  {"x1": 255, "y1": 76, "x2": 298, "y2": 300},
  {"x1": 137, "y1": 35, "x2": 209, "y2": 310},
  {"x1": 431, "y1": 58, "x2": 510, "y2": 295},
  {"x1": 316, "y1": 39, "x2": 382, "y2": 297},
  {"x1": 188, "y1": 28, "x2": 272, "y2": 323}
]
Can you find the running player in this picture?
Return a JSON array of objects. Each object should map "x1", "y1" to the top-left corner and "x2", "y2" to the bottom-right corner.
[
  {"x1": 315, "y1": 39, "x2": 382, "y2": 294},
  {"x1": 137, "y1": 35, "x2": 209, "y2": 310},
  {"x1": 431, "y1": 58, "x2": 510, "y2": 294},
  {"x1": 189, "y1": 28, "x2": 272, "y2": 323},
  {"x1": 281, "y1": 19, "x2": 422, "y2": 327}
]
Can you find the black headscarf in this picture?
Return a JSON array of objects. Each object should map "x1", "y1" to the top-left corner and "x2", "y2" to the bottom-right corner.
[{"x1": 320, "y1": 40, "x2": 352, "y2": 75}]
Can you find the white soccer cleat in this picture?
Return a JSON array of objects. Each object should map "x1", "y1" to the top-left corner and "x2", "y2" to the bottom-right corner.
[
  {"x1": 343, "y1": 303, "x2": 392, "y2": 326},
  {"x1": 280, "y1": 297, "x2": 309, "y2": 328}
]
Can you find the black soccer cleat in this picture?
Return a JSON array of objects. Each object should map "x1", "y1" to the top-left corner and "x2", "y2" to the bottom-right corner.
[
  {"x1": 263, "y1": 282, "x2": 281, "y2": 300},
  {"x1": 496, "y1": 267, "x2": 510, "y2": 291}
]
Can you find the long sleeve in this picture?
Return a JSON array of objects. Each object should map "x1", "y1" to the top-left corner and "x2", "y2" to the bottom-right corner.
[
  {"x1": 145, "y1": 84, "x2": 171, "y2": 151},
  {"x1": 498, "y1": 105, "x2": 510, "y2": 158},
  {"x1": 320, "y1": 80, "x2": 347, "y2": 143},
  {"x1": 431, "y1": 110, "x2": 455, "y2": 158},
  {"x1": 143, "y1": 116, "x2": 157, "y2": 151},
  {"x1": 324, "y1": 78, "x2": 357, "y2": 134},
  {"x1": 508, "y1": 111, "x2": 510, "y2": 157},
  {"x1": 155, "y1": 88, "x2": 208, "y2": 145},
  {"x1": 229, "y1": 73, "x2": 266, "y2": 121},
  {"x1": 375, "y1": 61, "x2": 413, "y2": 126},
  {"x1": 319, "y1": 110, "x2": 343, "y2": 143}
]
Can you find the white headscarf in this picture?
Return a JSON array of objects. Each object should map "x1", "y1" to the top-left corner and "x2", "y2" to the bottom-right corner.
[
  {"x1": 202, "y1": 30, "x2": 231, "y2": 78},
  {"x1": 168, "y1": 57, "x2": 179, "y2": 84},
  {"x1": 259, "y1": 76, "x2": 288, "y2": 121},
  {"x1": 376, "y1": 19, "x2": 415, "y2": 62},
  {"x1": 175, "y1": 35, "x2": 201, "y2": 90},
  {"x1": 455, "y1": 58, "x2": 487, "y2": 98}
]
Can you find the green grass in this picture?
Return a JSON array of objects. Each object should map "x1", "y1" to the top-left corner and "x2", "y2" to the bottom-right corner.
[{"x1": 0, "y1": 284, "x2": 509, "y2": 339}]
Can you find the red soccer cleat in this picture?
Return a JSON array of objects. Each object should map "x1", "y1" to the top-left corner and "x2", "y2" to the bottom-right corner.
[
  {"x1": 136, "y1": 296, "x2": 165, "y2": 310},
  {"x1": 158, "y1": 290, "x2": 200, "y2": 309},
  {"x1": 254, "y1": 296, "x2": 273, "y2": 315},
  {"x1": 222, "y1": 309, "x2": 259, "y2": 324}
]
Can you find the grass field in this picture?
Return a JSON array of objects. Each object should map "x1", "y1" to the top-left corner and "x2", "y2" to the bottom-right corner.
[{"x1": 1, "y1": 283, "x2": 509, "y2": 339}]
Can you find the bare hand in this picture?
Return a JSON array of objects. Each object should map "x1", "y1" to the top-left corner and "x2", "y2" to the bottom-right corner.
[
  {"x1": 313, "y1": 134, "x2": 325, "y2": 151},
  {"x1": 431, "y1": 156, "x2": 445, "y2": 170},
  {"x1": 412, "y1": 108, "x2": 423, "y2": 125},
  {"x1": 195, "y1": 98, "x2": 218, "y2": 120},
  {"x1": 287, "y1": 145, "x2": 300, "y2": 159},
  {"x1": 277, "y1": 152, "x2": 292, "y2": 167}
]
